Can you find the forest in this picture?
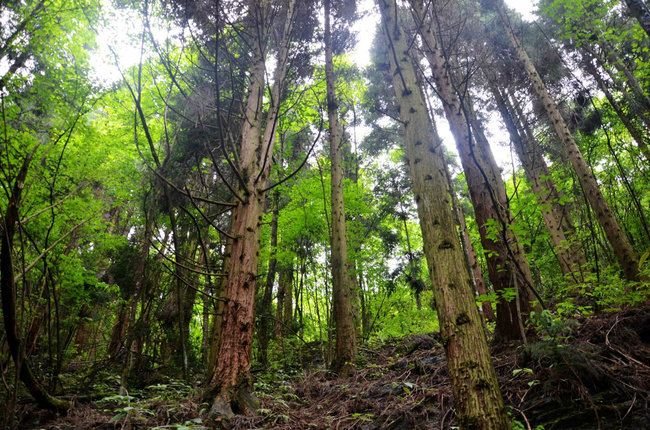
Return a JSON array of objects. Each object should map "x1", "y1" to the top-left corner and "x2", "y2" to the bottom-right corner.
[{"x1": 0, "y1": 0, "x2": 649, "y2": 428}]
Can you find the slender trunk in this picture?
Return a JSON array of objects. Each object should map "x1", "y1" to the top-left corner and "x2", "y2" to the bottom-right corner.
[
  {"x1": 379, "y1": 1, "x2": 510, "y2": 427},
  {"x1": 324, "y1": 0, "x2": 357, "y2": 374},
  {"x1": 281, "y1": 265, "x2": 294, "y2": 335},
  {"x1": 358, "y1": 271, "x2": 371, "y2": 337},
  {"x1": 490, "y1": 82, "x2": 587, "y2": 278},
  {"x1": 273, "y1": 260, "x2": 294, "y2": 337},
  {"x1": 410, "y1": 0, "x2": 533, "y2": 341},
  {"x1": 452, "y1": 185, "x2": 495, "y2": 321},
  {"x1": 257, "y1": 194, "x2": 279, "y2": 368},
  {"x1": 487, "y1": 0, "x2": 640, "y2": 281},
  {"x1": 581, "y1": 56, "x2": 650, "y2": 162},
  {"x1": 623, "y1": 0, "x2": 650, "y2": 37}
]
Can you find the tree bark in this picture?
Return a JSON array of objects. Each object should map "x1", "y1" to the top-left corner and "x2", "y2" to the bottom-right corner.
[
  {"x1": 489, "y1": 81, "x2": 587, "y2": 278},
  {"x1": 487, "y1": 0, "x2": 640, "y2": 281},
  {"x1": 324, "y1": 0, "x2": 357, "y2": 375},
  {"x1": 206, "y1": 0, "x2": 296, "y2": 418},
  {"x1": 410, "y1": 0, "x2": 534, "y2": 341},
  {"x1": 257, "y1": 193, "x2": 279, "y2": 368},
  {"x1": 379, "y1": 1, "x2": 510, "y2": 427}
]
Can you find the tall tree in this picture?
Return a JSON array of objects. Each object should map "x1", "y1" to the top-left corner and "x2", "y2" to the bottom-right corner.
[
  {"x1": 484, "y1": 0, "x2": 641, "y2": 281},
  {"x1": 409, "y1": 0, "x2": 535, "y2": 341},
  {"x1": 488, "y1": 80, "x2": 587, "y2": 278},
  {"x1": 378, "y1": 0, "x2": 510, "y2": 427},
  {"x1": 324, "y1": 0, "x2": 358, "y2": 374},
  {"x1": 206, "y1": 0, "x2": 297, "y2": 417}
]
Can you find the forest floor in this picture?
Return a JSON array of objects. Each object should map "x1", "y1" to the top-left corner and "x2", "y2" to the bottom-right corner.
[{"x1": 18, "y1": 306, "x2": 650, "y2": 429}]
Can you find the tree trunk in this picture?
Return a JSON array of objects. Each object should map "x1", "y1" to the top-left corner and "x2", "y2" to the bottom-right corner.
[
  {"x1": 275, "y1": 264, "x2": 294, "y2": 336},
  {"x1": 257, "y1": 193, "x2": 279, "y2": 368},
  {"x1": 581, "y1": 56, "x2": 650, "y2": 162},
  {"x1": 206, "y1": 0, "x2": 296, "y2": 418},
  {"x1": 490, "y1": 81, "x2": 587, "y2": 278},
  {"x1": 325, "y1": 0, "x2": 357, "y2": 375},
  {"x1": 379, "y1": 1, "x2": 510, "y2": 427},
  {"x1": 410, "y1": 0, "x2": 534, "y2": 341},
  {"x1": 487, "y1": 0, "x2": 640, "y2": 281},
  {"x1": 452, "y1": 186, "x2": 495, "y2": 321},
  {"x1": 623, "y1": 0, "x2": 650, "y2": 37}
]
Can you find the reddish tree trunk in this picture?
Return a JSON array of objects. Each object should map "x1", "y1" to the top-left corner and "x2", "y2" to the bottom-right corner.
[{"x1": 206, "y1": 0, "x2": 296, "y2": 418}]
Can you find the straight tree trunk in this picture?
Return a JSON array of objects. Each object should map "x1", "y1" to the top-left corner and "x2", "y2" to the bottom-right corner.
[
  {"x1": 489, "y1": 82, "x2": 587, "y2": 278},
  {"x1": 581, "y1": 56, "x2": 650, "y2": 162},
  {"x1": 452, "y1": 186, "x2": 495, "y2": 321},
  {"x1": 206, "y1": 0, "x2": 296, "y2": 417},
  {"x1": 257, "y1": 193, "x2": 279, "y2": 368},
  {"x1": 410, "y1": 0, "x2": 534, "y2": 341},
  {"x1": 487, "y1": 0, "x2": 640, "y2": 281},
  {"x1": 378, "y1": 1, "x2": 510, "y2": 427},
  {"x1": 275, "y1": 264, "x2": 294, "y2": 336},
  {"x1": 324, "y1": 0, "x2": 357, "y2": 375},
  {"x1": 623, "y1": 0, "x2": 650, "y2": 39},
  {"x1": 508, "y1": 94, "x2": 577, "y2": 238}
]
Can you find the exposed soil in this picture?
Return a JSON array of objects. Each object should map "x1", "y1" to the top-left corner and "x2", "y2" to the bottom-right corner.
[{"x1": 16, "y1": 307, "x2": 650, "y2": 429}]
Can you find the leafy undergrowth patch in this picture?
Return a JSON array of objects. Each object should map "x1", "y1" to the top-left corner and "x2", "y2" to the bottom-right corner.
[
  {"x1": 19, "y1": 377, "x2": 207, "y2": 430},
  {"x1": 21, "y1": 307, "x2": 650, "y2": 429}
]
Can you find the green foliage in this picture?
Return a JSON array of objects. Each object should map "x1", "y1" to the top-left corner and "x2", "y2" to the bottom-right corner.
[
  {"x1": 2, "y1": 2, "x2": 650, "y2": 427},
  {"x1": 368, "y1": 290, "x2": 439, "y2": 344},
  {"x1": 529, "y1": 309, "x2": 578, "y2": 341}
]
